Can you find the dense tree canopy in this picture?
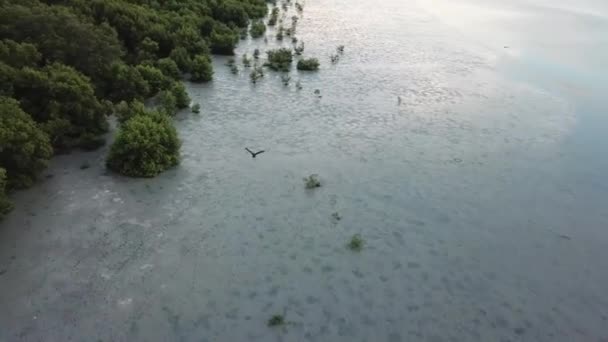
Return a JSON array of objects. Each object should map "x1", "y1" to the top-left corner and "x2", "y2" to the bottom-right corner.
[{"x1": 0, "y1": 97, "x2": 52, "y2": 189}]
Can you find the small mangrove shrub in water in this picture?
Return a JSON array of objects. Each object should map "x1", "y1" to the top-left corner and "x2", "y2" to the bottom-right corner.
[
  {"x1": 242, "y1": 54, "x2": 251, "y2": 67},
  {"x1": 296, "y1": 80, "x2": 302, "y2": 90},
  {"x1": 268, "y1": 314, "x2": 285, "y2": 327},
  {"x1": 294, "y1": 41, "x2": 304, "y2": 55},
  {"x1": 297, "y1": 58, "x2": 319, "y2": 71},
  {"x1": 106, "y1": 111, "x2": 180, "y2": 178},
  {"x1": 281, "y1": 75, "x2": 291, "y2": 86},
  {"x1": 253, "y1": 49, "x2": 260, "y2": 59},
  {"x1": 304, "y1": 174, "x2": 321, "y2": 189},
  {"x1": 265, "y1": 48, "x2": 293, "y2": 71},
  {"x1": 250, "y1": 20, "x2": 266, "y2": 38},
  {"x1": 250, "y1": 66, "x2": 264, "y2": 83},
  {"x1": 276, "y1": 25, "x2": 285, "y2": 41},
  {"x1": 348, "y1": 234, "x2": 364, "y2": 251},
  {"x1": 295, "y1": 2, "x2": 303, "y2": 12},
  {"x1": 191, "y1": 103, "x2": 201, "y2": 114},
  {"x1": 268, "y1": 7, "x2": 279, "y2": 26}
]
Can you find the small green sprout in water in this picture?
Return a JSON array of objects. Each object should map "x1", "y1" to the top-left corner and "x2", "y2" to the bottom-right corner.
[
  {"x1": 294, "y1": 41, "x2": 304, "y2": 55},
  {"x1": 250, "y1": 66, "x2": 264, "y2": 84},
  {"x1": 348, "y1": 234, "x2": 364, "y2": 251},
  {"x1": 304, "y1": 174, "x2": 321, "y2": 189},
  {"x1": 253, "y1": 49, "x2": 260, "y2": 59},
  {"x1": 276, "y1": 25, "x2": 285, "y2": 41},
  {"x1": 268, "y1": 314, "x2": 285, "y2": 327},
  {"x1": 230, "y1": 64, "x2": 239, "y2": 74},
  {"x1": 337, "y1": 45, "x2": 345, "y2": 54},
  {"x1": 268, "y1": 7, "x2": 279, "y2": 26},
  {"x1": 191, "y1": 103, "x2": 201, "y2": 114},
  {"x1": 242, "y1": 54, "x2": 251, "y2": 67},
  {"x1": 331, "y1": 212, "x2": 341, "y2": 221}
]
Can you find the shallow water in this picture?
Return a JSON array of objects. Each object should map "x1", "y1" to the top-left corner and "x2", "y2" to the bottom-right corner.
[{"x1": 1, "y1": 0, "x2": 608, "y2": 341}]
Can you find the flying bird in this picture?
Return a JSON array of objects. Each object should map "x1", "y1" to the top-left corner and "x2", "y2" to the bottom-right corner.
[{"x1": 245, "y1": 148, "x2": 265, "y2": 158}]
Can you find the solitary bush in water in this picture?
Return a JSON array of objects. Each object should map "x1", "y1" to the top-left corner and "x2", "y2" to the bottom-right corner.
[
  {"x1": 297, "y1": 58, "x2": 319, "y2": 71},
  {"x1": 303, "y1": 174, "x2": 321, "y2": 189},
  {"x1": 242, "y1": 54, "x2": 251, "y2": 67},
  {"x1": 250, "y1": 20, "x2": 266, "y2": 38},
  {"x1": 253, "y1": 49, "x2": 260, "y2": 59},
  {"x1": 107, "y1": 111, "x2": 180, "y2": 177},
  {"x1": 347, "y1": 234, "x2": 364, "y2": 251},
  {"x1": 250, "y1": 66, "x2": 264, "y2": 83},
  {"x1": 267, "y1": 314, "x2": 285, "y2": 327},
  {"x1": 265, "y1": 48, "x2": 293, "y2": 71},
  {"x1": 191, "y1": 103, "x2": 201, "y2": 114}
]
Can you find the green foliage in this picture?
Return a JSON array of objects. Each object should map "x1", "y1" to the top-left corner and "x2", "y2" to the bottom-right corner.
[
  {"x1": 136, "y1": 64, "x2": 172, "y2": 96},
  {"x1": 210, "y1": 28, "x2": 238, "y2": 55},
  {"x1": 0, "y1": 40, "x2": 41, "y2": 68},
  {"x1": 191, "y1": 55, "x2": 214, "y2": 82},
  {"x1": 156, "y1": 58, "x2": 181, "y2": 80},
  {"x1": 347, "y1": 234, "x2": 364, "y2": 251},
  {"x1": 191, "y1": 103, "x2": 201, "y2": 114},
  {"x1": 114, "y1": 100, "x2": 147, "y2": 123},
  {"x1": 0, "y1": 2, "x2": 124, "y2": 91},
  {"x1": 105, "y1": 62, "x2": 150, "y2": 102},
  {"x1": 303, "y1": 174, "x2": 321, "y2": 189},
  {"x1": 265, "y1": 48, "x2": 293, "y2": 71},
  {"x1": 250, "y1": 66, "x2": 264, "y2": 83},
  {"x1": 15, "y1": 63, "x2": 110, "y2": 150},
  {"x1": 0, "y1": 168, "x2": 12, "y2": 220},
  {"x1": 297, "y1": 58, "x2": 319, "y2": 71},
  {"x1": 0, "y1": 97, "x2": 52, "y2": 189},
  {"x1": 250, "y1": 20, "x2": 266, "y2": 38},
  {"x1": 268, "y1": 315, "x2": 285, "y2": 327},
  {"x1": 170, "y1": 47, "x2": 193, "y2": 73},
  {"x1": 107, "y1": 111, "x2": 180, "y2": 177},
  {"x1": 158, "y1": 90, "x2": 177, "y2": 115},
  {"x1": 171, "y1": 82, "x2": 191, "y2": 109}
]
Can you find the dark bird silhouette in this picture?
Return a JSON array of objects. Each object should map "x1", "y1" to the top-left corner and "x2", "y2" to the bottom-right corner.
[{"x1": 245, "y1": 148, "x2": 265, "y2": 158}]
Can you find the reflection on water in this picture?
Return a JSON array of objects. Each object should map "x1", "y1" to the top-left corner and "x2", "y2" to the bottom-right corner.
[{"x1": 1, "y1": 0, "x2": 607, "y2": 341}]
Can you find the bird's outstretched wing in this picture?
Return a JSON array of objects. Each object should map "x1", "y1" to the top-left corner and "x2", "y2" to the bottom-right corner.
[
  {"x1": 253, "y1": 150, "x2": 265, "y2": 156},
  {"x1": 245, "y1": 148, "x2": 255, "y2": 156}
]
